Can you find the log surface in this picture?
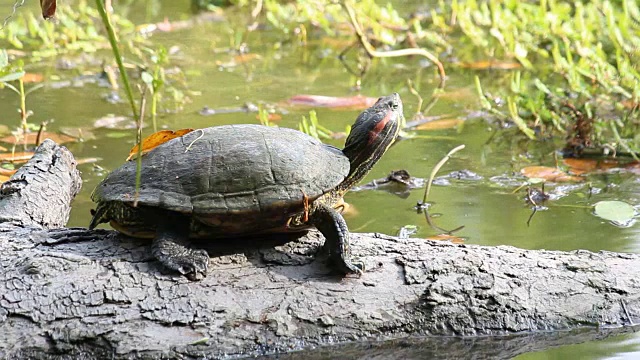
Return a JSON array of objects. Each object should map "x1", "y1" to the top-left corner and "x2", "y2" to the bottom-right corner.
[{"x1": 0, "y1": 140, "x2": 638, "y2": 359}]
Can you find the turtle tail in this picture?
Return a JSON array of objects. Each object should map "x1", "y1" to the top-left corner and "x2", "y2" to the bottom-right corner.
[{"x1": 88, "y1": 203, "x2": 110, "y2": 229}]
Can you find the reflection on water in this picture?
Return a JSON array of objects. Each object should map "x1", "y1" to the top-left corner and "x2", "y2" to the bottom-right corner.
[{"x1": 0, "y1": 0, "x2": 638, "y2": 358}]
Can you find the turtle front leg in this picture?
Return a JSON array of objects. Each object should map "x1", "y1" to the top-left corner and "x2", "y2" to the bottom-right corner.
[
  {"x1": 152, "y1": 218, "x2": 209, "y2": 281},
  {"x1": 311, "y1": 202, "x2": 363, "y2": 275}
]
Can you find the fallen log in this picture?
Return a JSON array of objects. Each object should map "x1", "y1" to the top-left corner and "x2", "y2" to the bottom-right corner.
[{"x1": 0, "y1": 140, "x2": 638, "y2": 359}]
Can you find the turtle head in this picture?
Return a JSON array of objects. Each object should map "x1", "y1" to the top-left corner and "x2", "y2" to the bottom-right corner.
[{"x1": 339, "y1": 93, "x2": 403, "y2": 192}]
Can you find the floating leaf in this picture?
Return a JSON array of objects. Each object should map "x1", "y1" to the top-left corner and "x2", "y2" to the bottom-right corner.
[
  {"x1": 255, "y1": 113, "x2": 282, "y2": 122},
  {"x1": 233, "y1": 53, "x2": 261, "y2": 64},
  {"x1": 127, "y1": 129, "x2": 194, "y2": 161},
  {"x1": 414, "y1": 118, "x2": 463, "y2": 131},
  {"x1": 521, "y1": 166, "x2": 583, "y2": 182},
  {"x1": 594, "y1": 201, "x2": 635, "y2": 227},
  {"x1": 0, "y1": 167, "x2": 16, "y2": 176},
  {"x1": 287, "y1": 95, "x2": 378, "y2": 109},
  {"x1": 22, "y1": 73, "x2": 45, "y2": 83},
  {"x1": 0, "y1": 132, "x2": 77, "y2": 145},
  {"x1": 457, "y1": 60, "x2": 521, "y2": 70},
  {"x1": 426, "y1": 234, "x2": 465, "y2": 244},
  {"x1": 563, "y1": 158, "x2": 619, "y2": 175}
]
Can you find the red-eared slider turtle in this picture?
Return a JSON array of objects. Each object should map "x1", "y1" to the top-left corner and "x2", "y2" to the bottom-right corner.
[{"x1": 89, "y1": 93, "x2": 403, "y2": 280}]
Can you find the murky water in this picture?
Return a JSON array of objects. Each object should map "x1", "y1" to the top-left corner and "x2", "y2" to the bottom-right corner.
[{"x1": 1, "y1": 0, "x2": 639, "y2": 358}]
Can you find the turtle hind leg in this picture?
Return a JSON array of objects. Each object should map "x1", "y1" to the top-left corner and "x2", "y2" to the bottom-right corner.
[
  {"x1": 151, "y1": 217, "x2": 209, "y2": 281},
  {"x1": 311, "y1": 202, "x2": 363, "y2": 275}
]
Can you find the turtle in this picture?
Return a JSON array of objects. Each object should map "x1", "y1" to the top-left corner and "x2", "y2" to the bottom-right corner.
[{"x1": 89, "y1": 93, "x2": 403, "y2": 280}]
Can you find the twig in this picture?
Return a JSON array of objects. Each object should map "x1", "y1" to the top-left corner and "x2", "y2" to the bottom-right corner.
[
  {"x1": 423, "y1": 208, "x2": 465, "y2": 235},
  {"x1": 423, "y1": 144, "x2": 466, "y2": 203},
  {"x1": 341, "y1": 1, "x2": 446, "y2": 83},
  {"x1": 341, "y1": 1, "x2": 445, "y2": 115},
  {"x1": 1, "y1": 0, "x2": 25, "y2": 29}
]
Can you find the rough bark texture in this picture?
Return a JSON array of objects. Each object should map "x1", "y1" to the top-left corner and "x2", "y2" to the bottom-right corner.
[
  {"x1": 0, "y1": 139, "x2": 81, "y2": 229},
  {"x1": 0, "y1": 141, "x2": 639, "y2": 359}
]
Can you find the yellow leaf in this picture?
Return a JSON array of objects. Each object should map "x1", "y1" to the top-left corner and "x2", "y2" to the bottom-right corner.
[{"x1": 127, "y1": 129, "x2": 194, "y2": 161}]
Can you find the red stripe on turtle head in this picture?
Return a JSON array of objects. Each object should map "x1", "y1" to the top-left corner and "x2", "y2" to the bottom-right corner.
[{"x1": 368, "y1": 109, "x2": 393, "y2": 145}]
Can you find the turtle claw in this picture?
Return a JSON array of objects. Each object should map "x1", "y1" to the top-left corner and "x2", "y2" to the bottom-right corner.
[
  {"x1": 335, "y1": 259, "x2": 364, "y2": 276},
  {"x1": 174, "y1": 249, "x2": 210, "y2": 281},
  {"x1": 152, "y1": 234, "x2": 210, "y2": 280}
]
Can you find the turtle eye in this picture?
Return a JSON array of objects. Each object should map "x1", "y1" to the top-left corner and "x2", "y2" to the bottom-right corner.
[{"x1": 390, "y1": 101, "x2": 398, "y2": 110}]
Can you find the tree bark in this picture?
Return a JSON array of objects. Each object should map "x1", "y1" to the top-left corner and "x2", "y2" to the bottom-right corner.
[{"x1": 1, "y1": 140, "x2": 639, "y2": 359}]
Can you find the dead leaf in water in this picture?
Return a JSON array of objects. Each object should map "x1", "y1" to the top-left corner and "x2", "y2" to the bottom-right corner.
[
  {"x1": 233, "y1": 53, "x2": 261, "y2": 64},
  {"x1": 255, "y1": 113, "x2": 282, "y2": 121},
  {"x1": 457, "y1": 60, "x2": 522, "y2": 70},
  {"x1": 0, "y1": 132, "x2": 77, "y2": 145},
  {"x1": 0, "y1": 174, "x2": 10, "y2": 184},
  {"x1": 521, "y1": 166, "x2": 583, "y2": 182},
  {"x1": 287, "y1": 95, "x2": 378, "y2": 109},
  {"x1": 127, "y1": 129, "x2": 194, "y2": 161},
  {"x1": 414, "y1": 118, "x2": 463, "y2": 131},
  {"x1": 562, "y1": 158, "x2": 619, "y2": 175},
  {"x1": 426, "y1": 234, "x2": 465, "y2": 244},
  {"x1": 0, "y1": 151, "x2": 35, "y2": 162},
  {"x1": 0, "y1": 167, "x2": 16, "y2": 176},
  {"x1": 22, "y1": 73, "x2": 45, "y2": 83}
]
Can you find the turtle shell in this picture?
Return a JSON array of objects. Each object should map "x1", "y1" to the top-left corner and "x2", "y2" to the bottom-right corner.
[{"x1": 92, "y1": 125, "x2": 350, "y2": 230}]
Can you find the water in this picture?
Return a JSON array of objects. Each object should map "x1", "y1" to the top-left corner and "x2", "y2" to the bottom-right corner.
[{"x1": 0, "y1": 0, "x2": 639, "y2": 358}]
